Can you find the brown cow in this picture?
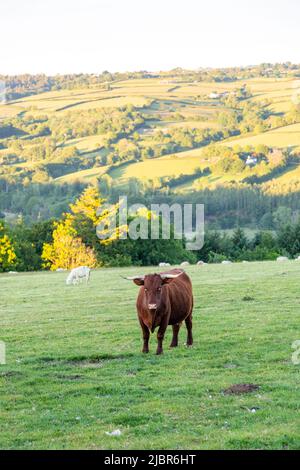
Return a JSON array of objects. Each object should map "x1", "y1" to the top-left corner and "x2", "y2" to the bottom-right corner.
[{"x1": 126, "y1": 269, "x2": 193, "y2": 355}]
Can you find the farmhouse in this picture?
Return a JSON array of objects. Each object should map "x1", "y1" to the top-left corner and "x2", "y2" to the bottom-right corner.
[
  {"x1": 208, "y1": 91, "x2": 228, "y2": 99},
  {"x1": 245, "y1": 155, "x2": 258, "y2": 166}
]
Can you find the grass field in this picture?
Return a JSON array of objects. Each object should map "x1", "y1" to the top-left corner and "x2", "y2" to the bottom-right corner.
[
  {"x1": 55, "y1": 165, "x2": 108, "y2": 184},
  {"x1": 108, "y1": 153, "x2": 205, "y2": 182},
  {"x1": 6, "y1": 77, "x2": 295, "y2": 118},
  {"x1": 0, "y1": 261, "x2": 299, "y2": 450},
  {"x1": 222, "y1": 123, "x2": 300, "y2": 149}
]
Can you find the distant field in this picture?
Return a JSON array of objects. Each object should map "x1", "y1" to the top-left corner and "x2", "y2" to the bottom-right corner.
[
  {"x1": 0, "y1": 261, "x2": 299, "y2": 449},
  {"x1": 55, "y1": 165, "x2": 108, "y2": 184},
  {"x1": 66, "y1": 96, "x2": 148, "y2": 111},
  {"x1": 61, "y1": 135, "x2": 107, "y2": 153},
  {"x1": 146, "y1": 120, "x2": 220, "y2": 132},
  {"x1": 0, "y1": 104, "x2": 24, "y2": 118},
  {"x1": 3, "y1": 76, "x2": 296, "y2": 117},
  {"x1": 175, "y1": 172, "x2": 246, "y2": 192},
  {"x1": 108, "y1": 154, "x2": 206, "y2": 182},
  {"x1": 221, "y1": 123, "x2": 300, "y2": 149}
]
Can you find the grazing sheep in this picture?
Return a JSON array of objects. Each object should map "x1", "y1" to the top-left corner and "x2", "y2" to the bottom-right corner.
[
  {"x1": 222, "y1": 260, "x2": 232, "y2": 265},
  {"x1": 159, "y1": 262, "x2": 170, "y2": 267},
  {"x1": 197, "y1": 260, "x2": 205, "y2": 266},
  {"x1": 180, "y1": 261, "x2": 190, "y2": 266},
  {"x1": 277, "y1": 256, "x2": 289, "y2": 262},
  {"x1": 66, "y1": 266, "x2": 91, "y2": 285}
]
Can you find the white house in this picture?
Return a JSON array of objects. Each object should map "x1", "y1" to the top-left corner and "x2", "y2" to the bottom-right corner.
[
  {"x1": 209, "y1": 92, "x2": 221, "y2": 99},
  {"x1": 209, "y1": 91, "x2": 228, "y2": 99},
  {"x1": 245, "y1": 156, "x2": 258, "y2": 166}
]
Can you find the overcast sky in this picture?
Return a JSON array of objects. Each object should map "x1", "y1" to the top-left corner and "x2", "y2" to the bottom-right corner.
[{"x1": 1, "y1": 0, "x2": 299, "y2": 74}]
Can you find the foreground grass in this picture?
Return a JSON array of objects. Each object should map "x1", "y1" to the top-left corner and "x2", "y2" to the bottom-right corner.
[{"x1": 0, "y1": 262, "x2": 299, "y2": 450}]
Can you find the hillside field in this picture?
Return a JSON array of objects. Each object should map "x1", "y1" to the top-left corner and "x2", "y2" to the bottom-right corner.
[
  {"x1": 0, "y1": 261, "x2": 299, "y2": 450},
  {"x1": 3, "y1": 75, "x2": 300, "y2": 190},
  {"x1": 222, "y1": 122, "x2": 300, "y2": 150}
]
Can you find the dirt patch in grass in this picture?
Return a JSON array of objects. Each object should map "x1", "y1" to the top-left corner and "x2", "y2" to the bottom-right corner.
[
  {"x1": 0, "y1": 371, "x2": 23, "y2": 378},
  {"x1": 55, "y1": 374, "x2": 83, "y2": 381},
  {"x1": 223, "y1": 363, "x2": 237, "y2": 369},
  {"x1": 223, "y1": 383, "x2": 260, "y2": 395},
  {"x1": 67, "y1": 353, "x2": 134, "y2": 364},
  {"x1": 37, "y1": 353, "x2": 135, "y2": 367},
  {"x1": 242, "y1": 295, "x2": 255, "y2": 301}
]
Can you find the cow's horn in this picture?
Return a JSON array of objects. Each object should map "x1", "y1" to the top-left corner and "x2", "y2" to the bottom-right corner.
[
  {"x1": 160, "y1": 272, "x2": 183, "y2": 279},
  {"x1": 122, "y1": 275, "x2": 145, "y2": 281}
]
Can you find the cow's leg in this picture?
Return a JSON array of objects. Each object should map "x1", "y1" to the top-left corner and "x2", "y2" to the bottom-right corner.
[
  {"x1": 139, "y1": 320, "x2": 150, "y2": 353},
  {"x1": 185, "y1": 315, "x2": 193, "y2": 346},
  {"x1": 156, "y1": 320, "x2": 168, "y2": 355},
  {"x1": 170, "y1": 323, "x2": 181, "y2": 347}
]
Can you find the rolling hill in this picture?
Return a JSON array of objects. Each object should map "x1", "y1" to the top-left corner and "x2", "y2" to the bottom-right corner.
[{"x1": 1, "y1": 67, "x2": 300, "y2": 223}]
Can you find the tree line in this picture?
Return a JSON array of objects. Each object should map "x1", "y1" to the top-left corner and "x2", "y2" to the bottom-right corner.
[{"x1": 1, "y1": 186, "x2": 300, "y2": 273}]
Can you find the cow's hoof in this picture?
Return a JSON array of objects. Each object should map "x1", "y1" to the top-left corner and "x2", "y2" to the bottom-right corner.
[
  {"x1": 170, "y1": 343, "x2": 178, "y2": 348},
  {"x1": 142, "y1": 349, "x2": 149, "y2": 353},
  {"x1": 156, "y1": 350, "x2": 163, "y2": 355}
]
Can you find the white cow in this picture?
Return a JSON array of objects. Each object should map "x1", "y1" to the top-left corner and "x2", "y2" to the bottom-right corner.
[{"x1": 66, "y1": 266, "x2": 91, "y2": 285}]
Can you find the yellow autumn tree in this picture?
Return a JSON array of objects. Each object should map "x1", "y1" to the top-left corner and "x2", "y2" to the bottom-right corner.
[
  {"x1": 0, "y1": 221, "x2": 17, "y2": 272},
  {"x1": 42, "y1": 186, "x2": 127, "y2": 270},
  {"x1": 69, "y1": 186, "x2": 128, "y2": 244},
  {"x1": 69, "y1": 186, "x2": 105, "y2": 225},
  {"x1": 42, "y1": 218, "x2": 97, "y2": 271}
]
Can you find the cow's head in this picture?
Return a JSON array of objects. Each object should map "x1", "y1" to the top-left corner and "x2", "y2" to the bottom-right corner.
[{"x1": 125, "y1": 272, "x2": 183, "y2": 313}]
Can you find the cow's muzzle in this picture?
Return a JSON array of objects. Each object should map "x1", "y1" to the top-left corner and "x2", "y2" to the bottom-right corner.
[{"x1": 148, "y1": 304, "x2": 157, "y2": 310}]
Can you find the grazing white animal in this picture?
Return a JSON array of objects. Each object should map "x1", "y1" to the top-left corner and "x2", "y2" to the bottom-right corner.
[
  {"x1": 159, "y1": 262, "x2": 169, "y2": 267},
  {"x1": 66, "y1": 266, "x2": 91, "y2": 285},
  {"x1": 180, "y1": 261, "x2": 190, "y2": 266},
  {"x1": 277, "y1": 256, "x2": 288, "y2": 262},
  {"x1": 105, "y1": 429, "x2": 122, "y2": 436},
  {"x1": 222, "y1": 260, "x2": 232, "y2": 265},
  {"x1": 197, "y1": 260, "x2": 205, "y2": 266}
]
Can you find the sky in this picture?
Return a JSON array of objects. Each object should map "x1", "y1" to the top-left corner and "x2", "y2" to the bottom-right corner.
[{"x1": 1, "y1": 0, "x2": 300, "y2": 75}]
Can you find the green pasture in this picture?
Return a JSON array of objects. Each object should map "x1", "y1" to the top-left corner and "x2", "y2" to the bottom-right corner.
[{"x1": 0, "y1": 262, "x2": 299, "y2": 449}]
